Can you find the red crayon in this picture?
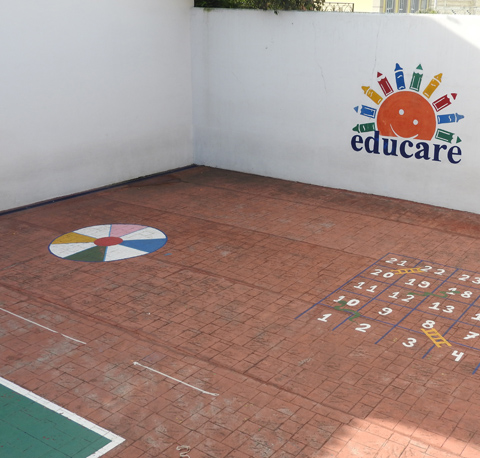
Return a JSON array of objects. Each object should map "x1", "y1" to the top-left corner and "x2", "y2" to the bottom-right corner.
[
  {"x1": 433, "y1": 93, "x2": 457, "y2": 112},
  {"x1": 377, "y1": 72, "x2": 394, "y2": 96}
]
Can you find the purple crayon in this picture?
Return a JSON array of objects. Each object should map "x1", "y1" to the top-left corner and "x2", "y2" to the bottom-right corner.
[
  {"x1": 354, "y1": 105, "x2": 377, "y2": 119},
  {"x1": 377, "y1": 72, "x2": 394, "y2": 96},
  {"x1": 433, "y1": 93, "x2": 457, "y2": 112},
  {"x1": 394, "y1": 63, "x2": 406, "y2": 90},
  {"x1": 437, "y1": 113, "x2": 464, "y2": 124}
]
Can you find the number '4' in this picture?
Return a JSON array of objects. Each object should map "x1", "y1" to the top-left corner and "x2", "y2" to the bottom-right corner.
[{"x1": 452, "y1": 351, "x2": 464, "y2": 362}]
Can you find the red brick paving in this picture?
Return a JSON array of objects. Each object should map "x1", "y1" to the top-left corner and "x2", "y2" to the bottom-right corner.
[{"x1": 2, "y1": 166, "x2": 480, "y2": 457}]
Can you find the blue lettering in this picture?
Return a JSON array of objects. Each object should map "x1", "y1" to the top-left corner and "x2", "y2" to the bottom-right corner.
[
  {"x1": 383, "y1": 138, "x2": 397, "y2": 156},
  {"x1": 351, "y1": 135, "x2": 363, "y2": 152},
  {"x1": 400, "y1": 140, "x2": 413, "y2": 158},
  {"x1": 351, "y1": 132, "x2": 463, "y2": 165},
  {"x1": 447, "y1": 146, "x2": 462, "y2": 164},
  {"x1": 365, "y1": 131, "x2": 380, "y2": 154},
  {"x1": 415, "y1": 142, "x2": 430, "y2": 160},
  {"x1": 433, "y1": 144, "x2": 447, "y2": 162}
]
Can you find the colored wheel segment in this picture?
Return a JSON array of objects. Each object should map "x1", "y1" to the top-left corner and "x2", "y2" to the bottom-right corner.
[{"x1": 49, "y1": 224, "x2": 167, "y2": 262}]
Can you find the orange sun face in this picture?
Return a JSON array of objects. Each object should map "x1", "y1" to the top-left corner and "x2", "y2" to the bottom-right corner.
[{"x1": 377, "y1": 91, "x2": 436, "y2": 140}]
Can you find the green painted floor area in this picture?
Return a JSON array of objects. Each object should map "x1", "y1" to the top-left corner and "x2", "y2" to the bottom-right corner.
[{"x1": 0, "y1": 383, "x2": 111, "y2": 458}]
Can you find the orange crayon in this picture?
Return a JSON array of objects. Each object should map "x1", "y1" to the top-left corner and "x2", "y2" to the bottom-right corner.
[
  {"x1": 423, "y1": 73, "x2": 442, "y2": 99},
  {"x1": 362, "y1": 86, "x2": 383, "y2": 105}
]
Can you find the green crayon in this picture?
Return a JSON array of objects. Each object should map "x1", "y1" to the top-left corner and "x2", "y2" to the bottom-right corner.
[
  {"x1": 353, "y1": 123, "x2": 376, "y2": 133},
  {"x1": 435, "y1": 129, "x2": 462, "y2": 144},
  {"x1": 409, "y1": 64, "x2": 423, "y2": 92}
]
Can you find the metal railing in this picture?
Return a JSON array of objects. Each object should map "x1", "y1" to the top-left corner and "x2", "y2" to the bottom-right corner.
[{"x1": 320, "y1": 2, "x2": 355, "y2": 11}]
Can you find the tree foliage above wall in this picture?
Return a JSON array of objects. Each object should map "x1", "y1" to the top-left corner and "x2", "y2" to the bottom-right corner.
[{"x1": 194, "y1": 0, "x2": 324, "y2": 10}]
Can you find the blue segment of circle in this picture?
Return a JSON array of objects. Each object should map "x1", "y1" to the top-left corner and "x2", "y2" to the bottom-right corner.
[{"x1": 120, "y1": 238, "x2": 167, "y2": 253}]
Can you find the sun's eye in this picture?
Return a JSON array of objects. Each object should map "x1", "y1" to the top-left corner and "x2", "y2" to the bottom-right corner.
[
  {"x1": 399, "y1": 109, "x2": 404, "y2": 115},
  {"x1": 413, "y1": 119, "x2": 419, "y2": 125}
]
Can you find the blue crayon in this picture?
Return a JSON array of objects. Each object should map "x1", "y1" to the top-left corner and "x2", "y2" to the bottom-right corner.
[
  {"x1": 437, "y1": 113, "x2": 465, "y2": 124},
  {"x1": 354, "y1": 105, "x2": 377, "y2": 119},
  {"x1": 395, "y1": 63, "x2": 406, "y2": 90}
]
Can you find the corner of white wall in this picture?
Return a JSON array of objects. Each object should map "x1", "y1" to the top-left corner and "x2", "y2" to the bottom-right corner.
[{"x1": 0, "y1": 0, "x2": 195, "y2": 211}]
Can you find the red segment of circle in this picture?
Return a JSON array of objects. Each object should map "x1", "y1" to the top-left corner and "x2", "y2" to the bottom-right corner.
[
  {"x1": 94, "y1": 236, "x2": 123, "y2": 247},
  {"x1": 377, "y1": 91, "x2": 436, "y2": 140}
]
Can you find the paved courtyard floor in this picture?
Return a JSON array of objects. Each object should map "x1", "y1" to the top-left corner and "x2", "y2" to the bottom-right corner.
[{"x1": 2, "y1": 166, "x2": 480, "y2": 458}]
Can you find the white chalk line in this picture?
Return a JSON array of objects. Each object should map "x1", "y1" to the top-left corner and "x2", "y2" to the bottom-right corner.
[
  {"x1": 0, "y1": 307, "x2": 86, "y2": 345},
  {"x1": 62, "y1": 334, "x2": 87, "y2": 345},
  {"x1": 133, "y1": 362, "x2": 219, "y2": 396}
]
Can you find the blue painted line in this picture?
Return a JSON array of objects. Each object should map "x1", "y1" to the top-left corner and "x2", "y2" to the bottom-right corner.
[
  {"x1": 434, "y1": 339, "x2": 478, "y2": 352},
  {"x1": 374, "y1": 261, "x2": 458, "y2": 345},
  {"x1": 301, "y1": 253, "x2": 480, "y2": 375},
  {"x1": 295, "y1": 300, "x2": 324, "y2": 320},
  {"x1": 422, "y1": 292, "x2": 480, "y2": 359},
  {"x1": 422, "y1": 345, "x2": 435, "y2": 359},
  {"x1": 332, "y1": 266, "x2": 417, "y2": 331},
  {"x1": 294, "y1": 256, "x2": 383, "y2": 319}
]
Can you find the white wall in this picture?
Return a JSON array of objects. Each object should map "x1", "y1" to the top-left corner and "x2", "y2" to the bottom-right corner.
[
  {"x1": 192, "y1": 10, "x2": 480, "y2": 214},
  {"x1": 0, "y1": 0, "x2": 194, "y2": 211}
]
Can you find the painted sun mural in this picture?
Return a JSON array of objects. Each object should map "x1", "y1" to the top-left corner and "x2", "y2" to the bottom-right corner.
[{"x1": 353, "y1": 64, "x2": 463, "y2": 144}]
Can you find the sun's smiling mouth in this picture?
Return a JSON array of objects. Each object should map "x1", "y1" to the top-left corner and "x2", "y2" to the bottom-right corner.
[{"x1": 390, "y1": 125, "x2": 419, "y2": 139}]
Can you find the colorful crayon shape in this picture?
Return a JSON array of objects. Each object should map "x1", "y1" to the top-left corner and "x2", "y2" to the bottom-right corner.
[
  {"x1": 354, "y1": 105, "x2": 377, "y2": 119},
  {"x1": 435, "y1": 128, "x2": 462, "y2": 143},
  {"x1": 423, "y1": 73, "x2": 442, "y2": 99},
  {"x1": 377, "y1": 72, "x2": 394, "y2": 96},
  {"x1": 353, "y1": 123, "x2": 376, "y2": 133},
  {"x1": 433, "y1": 93, "x2": 457, "y2": 112},
  {"x1": 362, "y1": 86, "x2": 383, "y2": 105},
  {"x1": 409, "y1": 64, "x2": 423, "y2": 92},
  {"x1": 437, "y1": 113, "x2": 464, "y2": 124},
  {"x1": 394, "y1": 63, "x2": 406, "y2": 90}
]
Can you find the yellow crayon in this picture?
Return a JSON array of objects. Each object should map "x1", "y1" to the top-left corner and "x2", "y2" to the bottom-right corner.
[
  {"x1": 362, "y1": 86, "x2": 383, "y2": 105},
  {"x1": 423, "y1": 73, "x2": 442, "y2": 99}
]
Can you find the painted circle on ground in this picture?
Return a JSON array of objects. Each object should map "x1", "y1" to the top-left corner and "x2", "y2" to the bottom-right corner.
[{"x1": 49, "y1": 224, "x2": 167, "y2": 262}]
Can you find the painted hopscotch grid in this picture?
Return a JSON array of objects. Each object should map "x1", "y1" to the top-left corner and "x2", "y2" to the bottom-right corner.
[
  {"x1": 296, "y1": 253, "x2": 480, "y2": 374},
  {"x1": 0, "y1": 377, "x2": 124, "y2": 458}
]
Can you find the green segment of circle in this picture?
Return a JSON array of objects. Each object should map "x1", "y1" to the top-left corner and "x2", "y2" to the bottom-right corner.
[{"x1": 65, "y1": 246, "x2": 106, "y2": 262}]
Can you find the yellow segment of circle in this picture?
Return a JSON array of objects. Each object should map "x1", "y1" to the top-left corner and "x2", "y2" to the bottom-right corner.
[{"x1": 52, "y1": 232, "x2": 97, "y2": 244}]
